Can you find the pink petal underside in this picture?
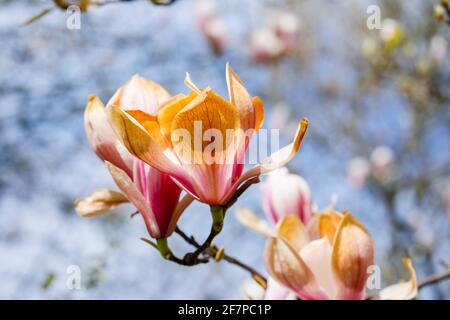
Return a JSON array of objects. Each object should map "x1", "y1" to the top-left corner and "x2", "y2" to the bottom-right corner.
[
  {"x1": 85, "y1": 95, "x2": 133, "y2": 177},
  {"x1": 146, "y1": 166, "x2": 183, "y2": 237},
  {"x1": 105, "y1": 161, "x2": 160, "y2": 238}
]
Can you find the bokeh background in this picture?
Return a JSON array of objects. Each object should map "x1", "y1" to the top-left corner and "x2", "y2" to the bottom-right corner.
[{"x1": 0, "y1": 0, "x2": 449, "y2": 299}]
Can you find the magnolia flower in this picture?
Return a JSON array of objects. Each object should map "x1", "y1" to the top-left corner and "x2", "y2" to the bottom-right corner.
[
  {"x1": 269, "y1": 11, "x2": 301, "y2": 52},
  {"x1": 261, "y1": 168, "x2": 312, "y2": 224},
  {"x1": 264, "y1": 212, "x2": 417, "y2": 300},
  {"x1": 76, "y1": 75, "x2": 193, "y2": 239},
  {"x1": 107, "y1": 64, "x2": 308, "y2": 205}
]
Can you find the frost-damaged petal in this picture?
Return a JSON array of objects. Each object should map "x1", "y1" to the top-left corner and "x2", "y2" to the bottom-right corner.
[
  {"x1": 332, "y1": 214, "x2": 374, "y2": 300},
  {"x1": 318, "y1": 210, "x2": 343, "y2": 243},
  {"x1": 223, "y1": 119, "x2": 308, "y2": 204},
  {"x1": 84, "y1": 95, "x2": 132, "y2": 176},
  {"x1": 74, "y1": 189, "x2": 128, "y2": 218},
  {"x1": 276, "y1": 215, "x2": 310, "y2": 252},
  {"x1": 235, "y1": 208, "x2": 273, "y2": 237},
  {"x1": 226, "y1": 63, "x2": 264, "y2": 132},
  {"x1": 379, "y1": 258, "x2": 417, "y2": 300},
  {"x1": 106, "y1": 161, "x2": 160, "y2": 238},
  {"x1": 265, "y1": 237, "x2": 329, "y2": 300},
  {"x1": 107, "y1": 74, "x2": 171, "y2": 115}
]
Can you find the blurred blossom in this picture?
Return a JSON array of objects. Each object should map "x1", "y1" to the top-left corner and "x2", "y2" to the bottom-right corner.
[
  {"x1": 264, "y1": 213, "x2": 417, "y2": 300},
  {"x1": 429, "y1": 35, "x2": 448, "y2": 64},
  {"x1": 269, "y1": 11, "x2": 301, "y2": 52},
  {"x1": 261, "y1": 168, "x2": 312, "y2": 224},
  {"x1": 195, "y1": 0, "x2": 216, "y2": 27},
  {"x1": 196, "y1": 0, "x2": 229, "y2": 55},
  {"x1": 268, "y1": 102, "x2": 298, "y2": 138},
  {"x1": 442, "y1": 180, "x2": 450, "y2": 215},
  {"x1": 380, "y1": 19, "x2": 403, "y2": 49},
  {"x1": 361, "y1": 37, "x2": 378, "y2": 59},
  {"x1": 201, "y1": 18, "x2": 230, "y2": 55},
  {"x1": 108, "y1": 64, "x2": 308, "y2": 205},
  {"x1": 370, "y1": 146, "x2": 394, "y2": 180},
  {"x1": 249, "y1": 28, "x2": 285, "y2": 63},
  {"x1": 347, "y1": 157, "x2": 371, "y2": 188}
]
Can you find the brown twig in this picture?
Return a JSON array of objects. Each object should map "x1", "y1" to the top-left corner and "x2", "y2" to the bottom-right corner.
[{"x1": 174, "y1": 227, "x2": 267, "y2": 288}]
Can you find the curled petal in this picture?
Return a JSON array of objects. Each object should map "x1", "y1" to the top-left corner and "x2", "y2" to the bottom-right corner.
[
  {"x1": 84, "y1": 95, "x2": 132, "y2": 176},
  {"x1": 379, "y1": 258, "x2": 418, "y2": 300},
  {"x1": 318, "y1": 210, "x2": 343, "y2": 243},
  {"x1": 332, "y1": 214, "x2": 375, "y2": 300},
  {"x1": 107, "y1": 74, "x2": 171, "y2": 115},
  {"x1": 276, "y1": 215, "x2": 310, "y2": 252},
  {"x1": 226, "y1": 63, "x2": 264, "y2": 132},
  {"x1": 265, "y1": 237, "x2": 328, "y2": 300},
  {"x1": 235, "y1": 208, "x2": 273, "y2": 237},
  {"x1": 74, "y1": 189, "x2": 128, "y2": 218},
  {"x1": 106, "y1": 161, "x2": 160, "y2": 238},
  {"x1": 223, "y1": 119, "x2": 309, "y2": 204}
]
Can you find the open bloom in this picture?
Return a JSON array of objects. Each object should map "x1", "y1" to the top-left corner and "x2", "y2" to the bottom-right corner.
[
  {"x1": 264, "y1": 212, "x2": 417, "y2": 300},
  {"x1": 107, "y1": 64, "x2": 308, "y2": 205},
  {"x1": 261, "y1": 168, "x2": 312, "y2": 224},
  {"x1": 76, "y1": 75, "x2": 193, "y2": 239}
]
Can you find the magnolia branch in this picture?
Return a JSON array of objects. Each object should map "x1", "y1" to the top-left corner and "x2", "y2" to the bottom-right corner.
[
  {"x1": 174, "y1": 226, "x2": 268, "y2": 288},
  {"x1": 142, "y1": 176, "x2": 261, "y2": 267},
  {"x1": 417, "y1": 268, "x2": 450, "y2": 290}
]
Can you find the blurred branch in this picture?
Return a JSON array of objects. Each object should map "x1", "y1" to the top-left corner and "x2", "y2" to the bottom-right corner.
[
  {"x1": 23, "y1": 0, "x2": 180, "y2": 26},
  {"x1": 418, "y1": 268, "x2": 450, "y2": 290}
]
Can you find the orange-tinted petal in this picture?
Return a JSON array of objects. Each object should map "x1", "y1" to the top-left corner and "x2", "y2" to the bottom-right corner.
[
  {"x1": 226, "y1": 63, "x2": 256, "y2": 132},
  {"x1": 276, "y1": 215, "x2": 310, "y2": 252},
  {"x1": 332, "y1": 214, "x2": 374, "y2": 300},
  {"x1": 157, "y1": 92, "x2": 197, "y2": 141},
  {"x1": 318, "y1": 210, "x2": 343, "y2": 243}
]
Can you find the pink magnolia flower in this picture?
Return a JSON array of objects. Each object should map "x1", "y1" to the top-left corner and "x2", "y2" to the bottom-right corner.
[
  {"x1": 264, "y1": 212, "x2": 417, "y2": 300},
  {"x1": 106, "y1": 64, "x2": 309, "y2": 205},
  {"x1": 76, "y1": 75, "x2": 193, "y2": 239},
  {"x1": 261, "y1": 168, "x2": 312, "y2": 224}
]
